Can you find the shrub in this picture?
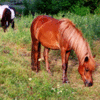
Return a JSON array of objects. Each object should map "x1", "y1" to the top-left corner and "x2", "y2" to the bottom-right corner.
[
  {"x1": 71, "y1": 5, "x2": 90, "y2": 16},
  {"x1": 23, "y1": 0, "x2": 60, "y2": 15},
  {"x1": 94, "y1": 5, "x2": 100, "y2": 14},
  {"x1": 23, "y1": 0, "x2": 84, "y2": 16}
]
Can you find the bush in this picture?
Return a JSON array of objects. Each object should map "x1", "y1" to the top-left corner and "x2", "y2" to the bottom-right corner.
[
  {"x1": 22, "y1": 0, "x2": 100, "y2": 16},
  {"x1": 71, "y1": 5, "x2": 90, "y2": 16},
  {"x1": 23, "y1": 0, "x2": 60, "y2": 15},
  {"x1": 23, "y1": 0, "x2": 34, "y2": 15},
  {"x1": 23, "y1": 0, "x2": 84, "y2": 16},
  {"x1": 94, "y1": 5, "x2": 100, "y2": 14}
]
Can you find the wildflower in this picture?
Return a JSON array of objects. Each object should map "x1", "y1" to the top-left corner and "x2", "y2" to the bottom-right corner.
[
  {"x1": 66, "y1": 89, "x2": 68, "y2": 91},
  {"x1": 57, "y1": 90, "x2": 62, "y2": 94},
  {"x1": 29, "y1": 78, "x2": 32, "y2": 81},
  {"x1": 72, "y1": 92, "x2": 75, "y2": 94},
  {"x1": 38, "y1": 58, "x2": 42, "y2": 61},
  {"x1": 57, "y1": 83, "x2": 60, "y2": 88},
  {"x1": 51, "y1": 88, "x2": 55, "y2": 92},
  {"x1": 15, "y1": 97, "x2": 18, "y2": 100}
]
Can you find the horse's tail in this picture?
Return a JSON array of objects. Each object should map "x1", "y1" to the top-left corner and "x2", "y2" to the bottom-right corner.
[
  {"x1": 2, "y1": 8, "x2": 11, "y2": 21},
  {"x1": 30, "y1": 16, "x2": 40, "y2": 41},
  {"x1": 1, "y1": 8, "x2": 11, "y2": 32}
]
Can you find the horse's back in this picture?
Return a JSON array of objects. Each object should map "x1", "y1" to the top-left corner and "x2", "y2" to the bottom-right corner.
[
  {"x1": 31, "y1": 15, "x2": 60, "y2": 49},
  {"x1": 31, "y1": 15, "x2": 53, "y2": 32},
  {"x1": 31, "y1": 15, "x2": 56, "y2": 39}
]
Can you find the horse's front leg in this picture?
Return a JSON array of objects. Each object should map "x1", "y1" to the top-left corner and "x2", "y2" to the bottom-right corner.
[
  {"x1": 43, "y1": 48, "x2": 52, "y2": 75},
  {"x1": 1, "y1": 21, "x2": 6, "y2": 32},
  {"x1": 61, "y1": 48, "x2": 70, "y2": 83},
  {"x1": 6, "y1": 21, "x2": 10, "y2": 28},
  {"x1": 65, "y1": 51, "x2": 70, "y2": 83},
  {"x1": 10, "y1": 19, "x2": 14, "y2": 29}
]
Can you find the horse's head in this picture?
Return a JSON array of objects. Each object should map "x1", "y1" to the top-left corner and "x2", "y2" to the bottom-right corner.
[{"x1": 78, "y1": 56, "x2": 96, "y2": 87}]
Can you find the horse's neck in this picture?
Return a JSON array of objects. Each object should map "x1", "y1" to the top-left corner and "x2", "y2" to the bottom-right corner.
[
  {"x1": 64, "y1": 27, "x2": 88, "y2": 65},
  {"x1": 72, "y1": 34, "x2": 88, "y2": 65},
  {"x1": 59, "y1": 19, "x2": 92, "y2": 65}
]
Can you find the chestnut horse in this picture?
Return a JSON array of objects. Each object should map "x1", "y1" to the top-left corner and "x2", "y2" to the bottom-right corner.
[
  {"x1": 0, "y1": 5, "x2": 16, "y2": 32},
  {"x1": 30, "y1": 15, "x2": 96, "y2": 87}
]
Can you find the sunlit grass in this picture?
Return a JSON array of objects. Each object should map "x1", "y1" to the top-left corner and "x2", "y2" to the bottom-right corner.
[{"x1": 0, "y1": 13, "x2": 100, "y2": 99}]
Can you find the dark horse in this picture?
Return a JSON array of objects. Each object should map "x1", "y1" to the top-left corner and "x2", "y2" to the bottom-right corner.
[
  {"x1": 30, "y1": 15, "x2": 96, "y2": 87},
  {"x1": 0, "y1": 5, "x2": 16, "y2": 32}
]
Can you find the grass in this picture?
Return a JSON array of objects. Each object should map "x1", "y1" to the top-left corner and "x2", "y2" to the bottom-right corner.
[{"x1": 0, "y1": 13, "x2": 100, "y2": 99}]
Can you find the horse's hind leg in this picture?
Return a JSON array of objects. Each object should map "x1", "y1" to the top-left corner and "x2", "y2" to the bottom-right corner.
[
  {"x1": 31, "y1": 40, "x2": 41, "y2": 72},
  {"x1": 37, "y1": 42, "x2": 41, "y2": 70},
  {"x1": 6, "y1": 21, "x2": 10, "y2": 28},
  {"x1": 43, "y1": 48, "x2": 52, "y2": 75},
  {"x1": 11, "y1": 20, "x2": 14, "y2": 29},
  {"x1": 1, "y1": 20, "x2": 6, "y2": 32}
]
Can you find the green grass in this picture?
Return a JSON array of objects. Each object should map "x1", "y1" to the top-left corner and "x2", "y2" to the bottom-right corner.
[{"x1": 0, "y1": 13, "x2": 100, "y2": 99}]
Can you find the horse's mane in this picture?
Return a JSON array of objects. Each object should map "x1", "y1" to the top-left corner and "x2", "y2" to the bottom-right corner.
[{"x1": 59, "y1": 18, "x2": 95, "y2": 68}]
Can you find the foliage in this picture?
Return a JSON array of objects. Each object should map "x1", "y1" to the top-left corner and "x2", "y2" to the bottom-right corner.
[
  {"x1": 23, "y1": 0, "x2": 60, "y2": 15},
  {"x1": 22, "y1": 0, "x2": 100, "y2": 16},
  {"x1": 70, "y1": 5, "x2": 90, "y2": 16},
  {"x1": 83, "y1": 0, "x2": 99, "y2": 14},
  {"x1": 0, "y1": 12, "x2": 100, "y2": 99},
  {"x1": 22, "y1": 0, "x2": 83, "y2": 15},
  {"x1": 94, "y1": 5, "x2": 100, "y2": 14}
]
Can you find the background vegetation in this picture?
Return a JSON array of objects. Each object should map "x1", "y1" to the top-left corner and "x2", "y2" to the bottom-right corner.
[
  {"x1": 0, "y1": 0, "x2": 100, "y2": 99},
  {"x1": 23, "y1": 0, "x2": 100, "y2": 16},
  {"x1": 0, "y1": 12, "x2": 100, "y2": 99}
]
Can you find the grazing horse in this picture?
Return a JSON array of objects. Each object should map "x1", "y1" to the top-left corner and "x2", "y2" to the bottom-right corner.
[
  {"x1": 30, "y1": 15, "x2": 96, "y2": 87},
  {"x1": 0, "y1": 5, "x2": 16, "y2": 32}
]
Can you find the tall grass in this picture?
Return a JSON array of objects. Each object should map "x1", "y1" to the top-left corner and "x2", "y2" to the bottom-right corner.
[
  {"x1": 55, "y1": 12, "x2": 100, "y2": 42},
  {"x1": 0, "y1": 13, "x2": 100, "y2": 99},
  {"x1": 1, "y1": 12, "x2": 100, "y2": 48}
]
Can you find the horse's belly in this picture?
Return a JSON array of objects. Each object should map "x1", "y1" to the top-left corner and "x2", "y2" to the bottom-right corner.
[
  {"x1": 41, "y1": 41, "x2": 60, "y2": 50},
  {"x1": 38, "y1": 32, "x2": 60, "y2": 49}
]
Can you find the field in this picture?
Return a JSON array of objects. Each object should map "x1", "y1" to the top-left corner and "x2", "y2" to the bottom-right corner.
[{"x1": 0, "y1": 13, "x2": 100, "y2": 100}]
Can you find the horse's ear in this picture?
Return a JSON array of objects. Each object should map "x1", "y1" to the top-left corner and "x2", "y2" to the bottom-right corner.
[{"x1": 84, "y1": 56, "x2": 89, "y2": 62}]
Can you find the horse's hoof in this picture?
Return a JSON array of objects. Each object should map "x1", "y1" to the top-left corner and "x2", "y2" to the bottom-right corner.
[
  {"x1": 65, "y1": 80, "x2": 70, "y2": 83},
  {"x1": 47, "y1": 70, "x2": 53, "y2": 76},
  {"x1": 63, "y1": 80, "x2": 70, "y2": 83},
  {"x1": 50, "y1": 72, "x2": 53, "y2": 76}
]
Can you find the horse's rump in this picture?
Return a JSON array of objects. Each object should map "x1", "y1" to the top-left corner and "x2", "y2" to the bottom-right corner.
[
  {"x1": 1, "y1": 8, "x2": 11, "y2": 21},
  {"x1": 31, "y1": 15, "x2": 53, "y2": 38},
  {"x1": 31, "y1": 15, "x2": 60, "y2": 49}
]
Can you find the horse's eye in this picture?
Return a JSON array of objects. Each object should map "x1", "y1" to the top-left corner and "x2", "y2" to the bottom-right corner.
[{"x1": 85, "y1": 68, "x2": 89, "y2": 72}]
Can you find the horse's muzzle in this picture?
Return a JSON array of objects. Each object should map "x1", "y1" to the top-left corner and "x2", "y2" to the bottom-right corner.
[{"x1": 85, "y1": 80, "x2": 93, "y2": 87}]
